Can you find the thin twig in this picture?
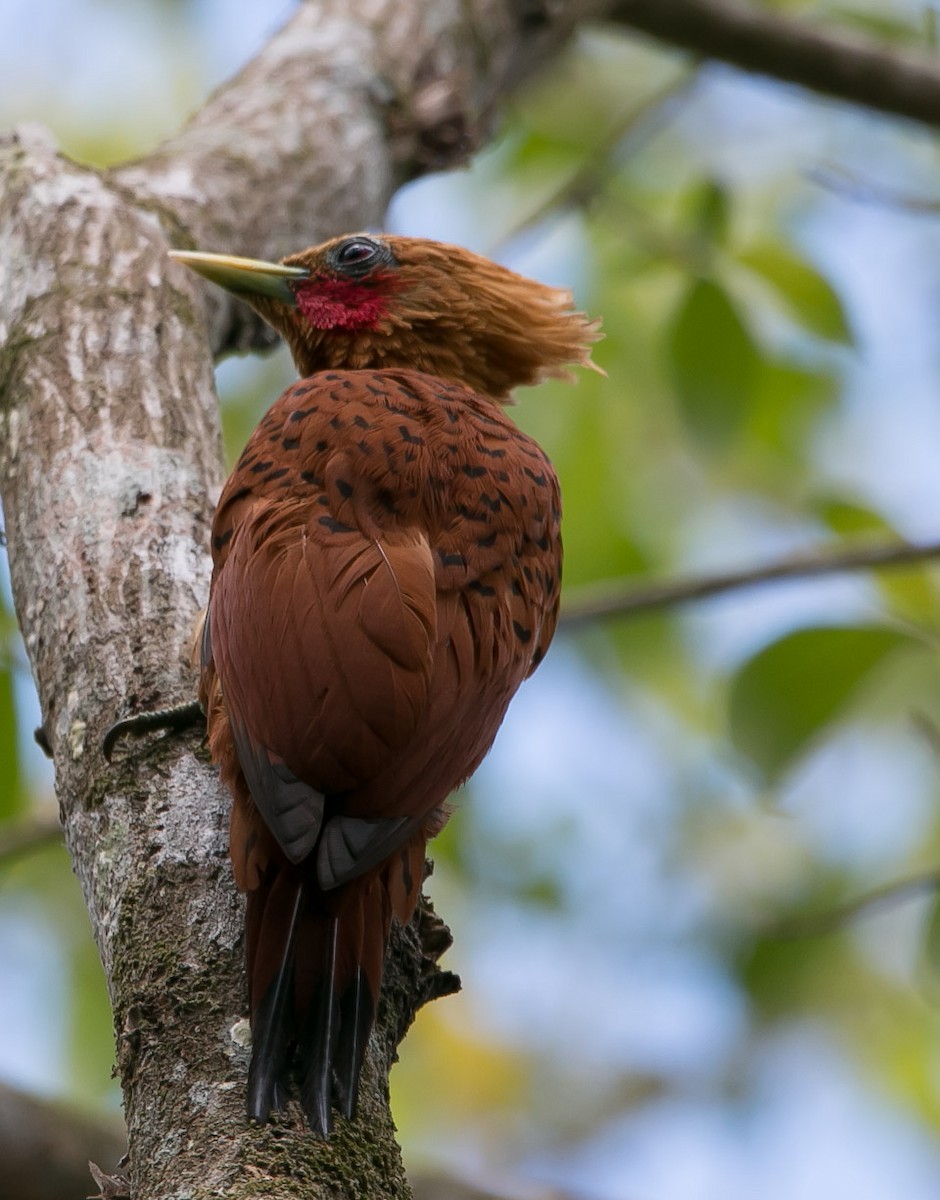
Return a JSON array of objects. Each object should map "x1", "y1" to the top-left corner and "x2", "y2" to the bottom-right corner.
[
  {"x1": 808, "y1": 163, "x2": 940, "y2": 215},
  {"x1": 560, "y1": 537, "x2": 940, "y2": 625},
  {"x1": 766, "y1": 868, "x2": 940, "y2": 940},
  {"x1": 0, "y1": 811, "x2": 62, "y2": 866}
]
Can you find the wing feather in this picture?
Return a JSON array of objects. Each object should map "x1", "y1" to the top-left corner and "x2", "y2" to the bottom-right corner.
[{"x1": 209, "y1": 499, "x2": 437, "y2": 802}]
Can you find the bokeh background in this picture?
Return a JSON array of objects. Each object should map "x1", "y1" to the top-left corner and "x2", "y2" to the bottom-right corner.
[{"x1": 6, "y1": 2, "x2": 940, "y2": 1197}]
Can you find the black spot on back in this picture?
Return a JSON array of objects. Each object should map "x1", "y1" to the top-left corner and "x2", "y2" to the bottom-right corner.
[
  {"x1": 319, "y1": 516, "x2": 354, "y2": 534},
  {"x1": 468, "y1": 580, "x2": 496, "y2": 597}
]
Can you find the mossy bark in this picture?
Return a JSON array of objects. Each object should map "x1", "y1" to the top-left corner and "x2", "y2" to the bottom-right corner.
[{"x1": 0, "y1": 1, "x2": 610, "y2": 1196}]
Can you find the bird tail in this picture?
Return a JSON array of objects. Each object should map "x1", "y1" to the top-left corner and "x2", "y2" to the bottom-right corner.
[{"x1": 245, "y1": 834, "x2": 426, "y2": 1136}]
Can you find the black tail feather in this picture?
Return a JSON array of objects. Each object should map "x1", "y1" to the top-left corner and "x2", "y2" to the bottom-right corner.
[
  {"x1": 333, "y1": 967, "x2": 376, "y2": 1120},
  {"x1": 244, "y1": 850, "x2": 415, "y2": 1135},
  {"x1": 246, "y1": 878, "x2": 303, "y2": 1123},
  {"x1": 300, "y1": 917, "x2": 341, "y2": 1137}
]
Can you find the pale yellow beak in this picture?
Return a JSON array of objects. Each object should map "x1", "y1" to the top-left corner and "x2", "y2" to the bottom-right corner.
[{"x1": 168, "y1": 250, "x2": 309, "y2": 304}]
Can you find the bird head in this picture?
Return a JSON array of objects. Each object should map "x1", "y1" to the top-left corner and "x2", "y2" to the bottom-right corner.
[{"x1": 170, "y1": 233, "x2": 602, "y2": 402}]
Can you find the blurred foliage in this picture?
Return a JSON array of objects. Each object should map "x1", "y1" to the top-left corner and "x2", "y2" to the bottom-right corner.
[
  {"x1": 729, "y1": 626, "x2": 921, "y2": 780},
  {"x1": 0, "y1": 646, "x2": 21, "y2": 824},
  {"x1": 6, "y1": 1, "x2": 940, "y2": 1196},
  {"x1": 667, "y1": 276, "x2": 761, "y2": 448}
]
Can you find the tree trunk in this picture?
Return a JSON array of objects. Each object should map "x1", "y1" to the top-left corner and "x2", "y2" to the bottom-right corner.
[{"x1": 0, "y1": 2, "x2": 615, "y2": 1196}]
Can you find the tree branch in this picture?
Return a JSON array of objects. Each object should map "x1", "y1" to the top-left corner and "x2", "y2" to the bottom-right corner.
[
  {"x1": 0, "y1": 2, "x2": 621, "y2": 1197},
  {"x1": 1, "y1": 1081, "x2": 583, "y2": 1200},
  {"x1": 112, "y1": 0, "x2": 617, "y2": 363},
  {"x1": 609, "y1": 0, "x2": 940, "y2": 129},
  {"x1": 0, "y1": 810, "x2": 61, "y2": 866},
  {"x1": 9, "y1": 2, "x2": 932, "y2": 1191},
  {"x1": 765, "y1": 867, "x2": 940, "y2": 940},
  {"x1": 561, "y1": 537, "x2": 940, "y2": 625},
  {"x1": 0, "y1": 1082, "x2": 126, "y2": 1200}
]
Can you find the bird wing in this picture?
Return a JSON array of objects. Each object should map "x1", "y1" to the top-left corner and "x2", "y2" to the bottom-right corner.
[{"x1": 207, "y1": 494, "x2": 437, "y2": 862}]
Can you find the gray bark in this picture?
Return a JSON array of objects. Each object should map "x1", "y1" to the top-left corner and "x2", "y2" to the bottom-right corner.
[
  {"x1": 0, "y1": 2, "x2": 614, "y2": 1197},
  {"x1": 3, "y1": 0, "x2": 927, "y2": 1195}
]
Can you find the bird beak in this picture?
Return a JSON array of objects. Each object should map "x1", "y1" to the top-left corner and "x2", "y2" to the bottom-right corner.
[{"x1": 168, "y1": 250, "x2": 309, "y2": 304}]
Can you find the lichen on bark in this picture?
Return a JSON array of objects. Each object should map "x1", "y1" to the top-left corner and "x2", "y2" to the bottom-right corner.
[{"x1": 0, "y1": 2, "x2": 609, "y2": 1195}]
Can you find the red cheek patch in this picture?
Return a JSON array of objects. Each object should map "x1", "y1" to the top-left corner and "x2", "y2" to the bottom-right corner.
[{"x1": 294, "y1": 276, "x2": 393, "y2": 331}]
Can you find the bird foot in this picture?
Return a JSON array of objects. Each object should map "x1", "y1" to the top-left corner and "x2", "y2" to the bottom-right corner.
[{"x1": 102, "y1": 700, "x2": 205, "y2": 761}]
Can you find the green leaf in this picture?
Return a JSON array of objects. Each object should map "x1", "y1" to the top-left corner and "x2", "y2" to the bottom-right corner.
[
  {"x1": 813, "y1": 498, "x2": 940, "y2": 621},
  {"x1": 920, "y1": 892, "x2": 940, "y2": 987},
  {"x1": 741, "y1": 931, "x2": 859, "y2": 1018},
  {"x1": 749, "y1": 357, "x2": 839, "y2": 459},
  {"x1": 822, "y1": 6, "x2": 921, "y2": 46},
  {"x1": 814, "y1": 497, "x2": 894, "y2": 538},
  {"x1": 688, "y1": 178, "x2": 731, "y2": 244},
  {"x1": 729, "y1": 625, "x2": 917, "y2": 780},
  {"x1": 739, "y1": 242, "x2": 853, "y2": 345},
  {"x1": 539, "y1": 378, "x2": 650, "y2": 590},
  {"x1": 666, "y1": 278, "x2": 759, "y2": 448}
]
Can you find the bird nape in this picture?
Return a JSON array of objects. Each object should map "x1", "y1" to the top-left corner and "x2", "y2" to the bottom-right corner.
[{"x1": 168, "y1": 233, "x2": 601, "y2": 1137}]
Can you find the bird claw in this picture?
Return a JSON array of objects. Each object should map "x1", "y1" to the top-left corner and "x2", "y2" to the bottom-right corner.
[{"x1": 102, "y1": 700, "x2": 206, "y2": 761}]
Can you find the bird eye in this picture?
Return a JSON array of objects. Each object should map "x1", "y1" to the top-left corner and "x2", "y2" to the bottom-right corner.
[
  {"x1": 326, "y1": 236, "x2": 396, "y2": 278},
  {"x1": 334, "y1": 239, "x2": 379, "y2": 269}
]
